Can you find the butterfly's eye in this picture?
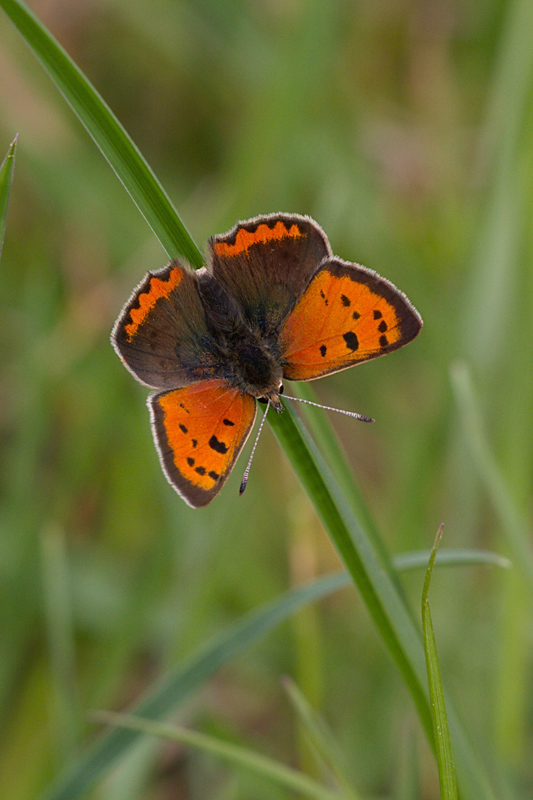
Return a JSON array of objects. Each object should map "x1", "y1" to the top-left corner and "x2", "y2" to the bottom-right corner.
[
  {"x1": 279, "y1": 383, "x2": 284, "y2": 395},
  {"x1": 258, "y1": 396, "x2": 268, "y2": 405}
]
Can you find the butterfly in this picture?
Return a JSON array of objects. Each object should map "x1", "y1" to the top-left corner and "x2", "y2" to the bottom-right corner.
[{"x1": 112, "y1": 213, "x2": 422, "y2": 507}]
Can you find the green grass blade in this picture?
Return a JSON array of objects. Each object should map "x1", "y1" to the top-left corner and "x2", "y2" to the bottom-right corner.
[
  {"x1": 268, "y1": 403, "x2": 432, "y2": 735},
  {"x1": 268, "y1": 404, "x2": 498, "y2": 800},
  {"x1": 0, "y1": 134, "x2": 17, "y2": 263},
  {"x1": 394, "y1": 549, "x2": 511, "y2": 572},
  {"x1": 421, "y1": 526, "x2": 458, "y2": 800},
  {"x1": 39, "y1": 573, "x2": 350, "y2": 800},
  {"x1": 451, "y1": 361, "x2": 533, "y2": 592},
  {"x1": 286, "y1": 382, "x2": 396, "y2": 578},
  {"x1": 92, "y1": 712, "x2": 344, "y2": 800},
  {"x1": 283, "y1": 677, "x2": 361, "y2": 800},
  {"x1": 0, "y1": 0, "x2": 202, "y2": 266}
]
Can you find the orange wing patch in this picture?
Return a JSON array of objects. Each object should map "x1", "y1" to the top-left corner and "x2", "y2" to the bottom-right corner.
[
  {"x1": 214, "y1": 220, "x2": 304, "y2": 258},
  {"x1": 150, "y1": 380, "x2": 256, "y2": 507},
  {"x1": 281, "y1": 262, "x2": 421, "y2": 381},
  {"x1": 125, "y1": 266, "x2": 183, "y2": 341}
]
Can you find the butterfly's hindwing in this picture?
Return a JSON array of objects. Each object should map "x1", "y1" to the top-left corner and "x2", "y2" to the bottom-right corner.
[{"x1": 149, "y1": 380, "x2": 257, "y2": 507}]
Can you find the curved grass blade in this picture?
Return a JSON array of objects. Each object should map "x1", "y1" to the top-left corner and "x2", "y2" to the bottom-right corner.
[
  {"x1": 39, "y1": 573, "x2": 350, "y2": 800},
  {"x1": 394, "y1": 548, "x2": 511, "y2": 573},
  {"x1": 422, "y1": 526, "x2": 458, "y2": 800},
  {"x1": 0, "y1": 134, "x2": 17, "y2": 264},
  {"x1": 0, "y1": 0, "x2": 202, "y2": 266},
  {"x1": 92, "y1": 711, "x2": 344, "y2": 800}
]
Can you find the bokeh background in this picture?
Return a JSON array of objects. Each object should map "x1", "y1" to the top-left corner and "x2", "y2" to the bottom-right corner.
[{"x1": 1, "y1": 0, "x2": 533, "y2": 797}]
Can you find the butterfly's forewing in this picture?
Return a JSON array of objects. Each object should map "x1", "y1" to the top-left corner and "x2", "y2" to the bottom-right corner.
[
  {"x1": 281, "y1": 258, "x2": 422, "y2": 381},
  {"x1": 149, "y1": 380, "x2": 257, "y2": 507},
  {"x1": 112, "y1": 262, "x2": 220, "y2": 389},
  {"x1": 208, "y1": 214, "x2": 331, "y2": 337}
]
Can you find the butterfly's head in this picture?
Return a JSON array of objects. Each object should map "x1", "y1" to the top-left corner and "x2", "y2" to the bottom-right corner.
[{"x1": 257, "y1": 387, "x2": 284, "y2": 413}]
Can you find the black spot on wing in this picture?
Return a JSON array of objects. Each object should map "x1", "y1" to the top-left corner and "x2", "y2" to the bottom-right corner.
[
  {"x1": 191, "y1": 439, "x2": 198, "y2": 448},
  {"x1": 379, "y1": 335, "x2": 389, "y2": 348},
  {"x1": 320, "y1": 345, "x2": 327, "y2": 357},
  {"x1": 378, "y1": 320, "x2": 388, "y2": 332},
  {"x1": 343, "y1": 331, "x2": 359, "y2": 351},
  {"x1": 352, "y1": 311, "x2": 360, "y2": 320},
  {"x1": 341, "y1": 294, "x2": 351, "y2": 307},
  {"x1": 209, "y1": 435, "x2": 228, "y2": 454},
  {"x1": 179, "y1": 423, "x2": 188, "y2": 433},
  {"x1": 223, "y1": 418, "x2": 235, "y2": 426},
  {"x1": 187, "y1": 457, "x2": 195, "y2": 467},
  {"x1": 373, "y1": 310, "x2": 382, "y2": 319},
  {"x1": 208, "y1": 470, "x2": 220, "y2": 481},
  {"x1": 195, "y1": 466, "x2": 206, "y2": 476}
]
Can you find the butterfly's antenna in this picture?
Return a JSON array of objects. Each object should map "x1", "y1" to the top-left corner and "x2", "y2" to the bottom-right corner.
[
  {"x1": 239, "y1": 400, "x2": 271, "y2": 495},
  {"x1": 282, "y1": 394, "x2": 374, "y2": 423}
]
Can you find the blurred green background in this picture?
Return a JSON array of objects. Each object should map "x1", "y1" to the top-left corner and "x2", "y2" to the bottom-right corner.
[{"x1": 1, "y1": 0, "x2": 532, "y2": 797}]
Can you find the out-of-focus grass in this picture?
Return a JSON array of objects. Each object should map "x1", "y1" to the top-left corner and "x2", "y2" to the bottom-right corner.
[
  {"x1": 0, "y1": 1, "x2": 532, "y2": 798},
  {"x1": 0, "y1": 134, "x2": 17, "y2": 261}
]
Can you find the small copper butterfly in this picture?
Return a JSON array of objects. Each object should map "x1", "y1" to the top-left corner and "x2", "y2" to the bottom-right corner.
[{"x1": 112, "y1": 214, "x2": 422, "y2": 507}]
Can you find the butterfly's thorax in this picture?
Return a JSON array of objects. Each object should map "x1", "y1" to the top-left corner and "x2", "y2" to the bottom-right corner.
[{"x1": 198, "y1": 270, "x2": 283, "y2": 401}]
